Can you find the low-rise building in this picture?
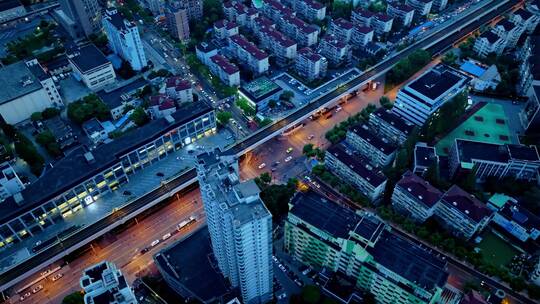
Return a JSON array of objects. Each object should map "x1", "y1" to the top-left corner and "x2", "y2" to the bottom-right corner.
[
  {"x1": 488, "y1": 194, "x2": 540, "y2": 243},
  {"x1": 0, "y1": 0, "x2": 26, "y2": 23},
  {"x1": 223, "y1": 1, "x2": 259, "y2": 28},
  {"x1": 473, "y1": 31, "x2": 505, "y2": 58},
  {"x1": 144, "y1": 0, "x2": 165, "y2": 15},
  {"x1": 280, "y1": 14, "x2": 319, "y2": 47},
  {"x1": 166, "y1": 3, "x2": 190, "y2": 41},
  {"x1": 368, "y1": 108, "x2": 414, "y2": 145},
  {"x1": 346, "y1": 124, "x2": 397, "y2": 168},
  {"x1": 208, "y1": 54, "x2": 240, "y2": 87},
  {"x1": 165, "y1": 76, "x2": 193, "y2": 103},
  {"x1": 255, "y1": 19, "x2": 297, "y2": 65},
  {"x1": 325, "y1": 144, "x2": 387, "y2": 201},
  {"x1": 97, "y1": 77, "x2": 147, "y2": 120},
  {"x1": 68, "y1": 44, "x2": 116, "y2": 91},
  {"x1": 413, "y1": 142, "x2": 438, "y2": 176},
  {"x1": 393, "y1": 64, "x2": 469, "y2": 126},
  {"x1": 213, "y1": 19, "x2": 239, "y2": 40},
  {"x1": 44, "y1": 116, "x2": 77, "y2": 151},
  {"x1": 510, "y1": 8, "x2": 539, "y2": 34},
  {"x1": 387, "y1": 3, "x2": 415, "y2": 27},
  {"x1": 351, "y1": 25, "x2": 374, "y2": 47},
  {"x1": 435, "y1": 185, "x2": 493, "y2": 239},
  {"x1": 295, "y1": 47, "x2": 327, "y2": 81},
  {"x1": 520, "y1": 83, "x2": 540, "y2": 133},
  {"x1": 229, "y1": 34, "x2": 269, "y2": 75},
  {"x1": 431, "y1": 0, "x2": 448, "y2": 12},
  {"x1": 392, "y1": 171, "x2": 443, "y2": 222},
  {"x1": 80, "y1": 261, "x2": 137, "y2": 304},
  {"x1": 238, "y1": 77, "x2": 282, "y2": 113},
  {"x1": 372, "y1": 13, "x2": 394, "y2": 35},
  {"x1": 449, "y1": 139, "x2": 540, "y2": 182},
  {"x1": 0, "y1": 162, "x2": 24, "y2": 203},
  {"x1": 492, "y1": 19, "x2": 525, "y2": 50},
  {"x1": 351, "y1": 8, "x2": 373, "y2": 27},
  {"x1": 406, "y1": 0, "x2": 433, "y2": 16},
  {"x1": 290, "y1": 0, "x2": 326, "y2": 22},
  {"x1": 459, "y1": 60, "x2": 501, "y2": 92},
  {"x1": 261, "y1": 0, "x2": 295, "y2": 24},
  {"x1": 318, "y1": 35, "x2": 351, "y2": 67},
  {"x1": 328, "y1": 18, "x2": 354, "y2": 43},
  {"x1": 0, "y1": 60, "x2": 63, "y2": 124},
  {"x1": 149, "y1": 94, "x2": 176, "y2": 119},
  {"x1": 195, "y1": 42, "x2": 218, "y2": 66},
  {"x1": 284, "y1": 191, "x2": 448, "y2": 304}
]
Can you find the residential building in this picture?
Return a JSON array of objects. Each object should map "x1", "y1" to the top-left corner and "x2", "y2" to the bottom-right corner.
[
  {"x1": 229, "y1": 34, "x2": 269, "y2": 75},
  {"x1": 393, "y1": 64, "x2": 469, "y2": 126},
  {"x1": 208, "y1": 55, "x2": 241, "y2": 87},
  {"x1": 0, "y1": 60, "x2": 63, "y2": 124},
  {"x1": 80, "y1": 261, "x2": 137, "y2": 304},
  {"x1": 261, "y1": 0, "x2": 295, "y2": 24},
  {"x1": 328, "y1": 18, "x2": 354, "y2": 43},
  {"x1": 351, "y1": 25, "x2": 374, "y2": 47},
  {"x1": 460, "y1": 291, "x2": 488, "y2": 304},
  {"x1": 368, "y1": 108, "x2": 414, "y2": 145},
  {"x1": 449, "y1": 139, "x2": 540, "y2": 182},
  {"x1": 145, "y1": 0, "x2": 165, "y2": 15},
  {"x1": 82, "y1": 118, "x2": 108, "y2": 145},
  {"x1": 280, "y1": 14, "x2": 319, "y2": 46},
  {"x1": 166, "y1": 3, "x2": 190, "y2": 41},
  {"x1": 97, "y1": 77, "x2": 148, "y2": 120},
  {"x1": 351, "y1": 8, "x2": 373, "y2": 27},
  {"x1": 517, "y1": 33, "x2": 540, "y2": 132},
  {"x1": 103, "y1": 8, "x2": 147, "y2": 71},
  {"x1": 492, "y1": 18, "x2": 524, "y2": 50},
  {"x1": 238, "y1": 77, "x2": 282, "y2": 113},
  {"x1": 148, "y1": 94, "x2": 176, "y2": 119},
  {"x1": 213, "y1": 19, "x2": 239, "y2": 40},
  {"x1": 171, "y1": 0, "x2": 203, "y2": 20},
  {"x1": 288, "y1": 0, "x2": 326, "y2": 22},
  {"x1": 44, "y1": 117, "x2": 76, "y2": 151},
  {"x1": 223, "y1": 1, "x2": 259, "y2": 28},
  {"x1": 510, "y1": 8, "x2": 539, "y2": 34},
  {"x1": 459, "y1": 60, "x2": 501, "y2": 92},
  {"x1": 0, "y1": 103, "x2": 215, "y2": 251},
  {"x1": 284, "y1": 191, "x2": 448, "y2": 304},
  {"x1": 318, "y1": 35, "x2": 351, "y2": 67},
  {"x1": 196, "y1": 151, "x2": 273, "y2": 304},
  {"x1": 325, "y1": 144, "x2": 387, "y2": 201},
  {"x1": 473, "y1": 31, "x2": 505, "y2": 57},
  {"x1": 58, "y1": 0, "x2": 102, "y2": 38},
  {"x1": 387, "y1": 3, "x2": 415, "y2": 27},
  {"x1": 371, "y1": 13, "x2": 394, "y2": 35},
  {"x1": 413, "y1": 142, "x2": 439, "y2": 176},
  {"x1": 488, "y1": 194, "x2": 540, "y2": 242},
  {"x1": 0, "y1": 162, "x2": 24, "y2": 203},
  {"x1": 165, "y1": 76, "x2": 193, "y2": 103},
  {"x1": 196, "y1": 42, "x2": 218, "y2": 66},
  {"x1": 406, "y1": 0, "x2": 433, "y2": 16},
  {"x1": 68, "y1": 44, "x2": 116, "y2": 91},
  {"x1": 252, "y1": 16, "x2": 276, "y2": 34},
  {"x1": 0, "y1": 0, "x2": 26, "y2": 23},
  {"x1": 431, "y1": 0, "x2": 447, "y2": 12},
  {"x1": 255, "y1": 19, "x2": 297, "y2": 65},
  {"x1": 295, "y1": 47, "x2": 327, "y2": 81},
  {"x1": 520, "y1": 83, "x2": 540, "y2": 133},
  {"x1": 392, "y1": 171, "x2": 443, "y2": 222},
  {"x1": 346, "y1": 124, "x2": 397, "y2": 167},
  {"x1": 435, "y1": 185, "x2": 493, "y2": 239}
]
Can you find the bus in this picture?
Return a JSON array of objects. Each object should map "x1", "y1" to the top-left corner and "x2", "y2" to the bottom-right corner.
[{"x1": 176, "y1": 216, "x2": 197, "y2": 231}]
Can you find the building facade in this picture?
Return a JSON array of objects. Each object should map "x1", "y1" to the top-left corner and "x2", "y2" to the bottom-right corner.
[
  {"x1": 59, "y1": 0, "x2": 102, "y2": 38},
  {"x1": 346, "y1": 124, "x2": 397, "y2": 168},
  {"x1": 473, "y1": 31, "x2": 505, "y2": 58},
  {"x1": 68, "y1": 44, "x2": 117, "y2": 91},
  {"x1": 80, "y1": 261, "x2": 137, "y2": 304},
  {"x1": 229, "y1": 34, "x2": 269, "y2": 75},
  {"x1": 328, "y1": 18, "x2": 354, "y2": 43},
  {"x1": 208, "y1": 55, "x2": 241, "y2": 87},
  {"x1": 295, "y1": 47, "x2": 327, "y2": 81},
  {"x1": 214, "y1": 19, "x2": 239, "y2": 40},
  {"x1": 0, "y1": 0, "x2": 26, "y2": 23},
  {"x1": 368, "y1": 108, "x2": 414, "y2": 145},
  {"x1": 166, "y1": 4, "x2": 190, "y2": 41},
  {"x1": 387, "y1": 3, "x2": 415, "y2": 27},
  {"x1": 318, "y1": 35, "x2": 351, "y2": 67},
  {"x1": 196, "y1": 152, "x2": 273, "y2": 304},
  {"x1": 406, "y1": 0, "x2": 432, "y2": 16},
  {"x1": 0, "y1": 162, "x2": 24, "y2": 203},
  {"x1": 392, "y1": 171, "x2": 442, "y2": 222},
  {"x1": 103, "y1": 8, "x2": 147, "y2": 71}
]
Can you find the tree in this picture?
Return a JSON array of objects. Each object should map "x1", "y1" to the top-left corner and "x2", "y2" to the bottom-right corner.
[
  {"x1": 268, "y1": 100, "x2": 277, "y2": 109},
  {"x1": 130, "y1": 107, "x2": 149, "y2": 126},
  {"x1": 379, "y1": 96, "x2": 392, "y2": 109},
  {"x1": 117, "y1": 60, "x2": 135, "y2": 79},
  {"x1": 280, "y1": 90, "x2": 294, "y2": 101},
  {"x1": 216, "y1": 111, "x2": 232, "y2": 126},
  {"x1": 301, "y1": 285, "x2": 321, "y2": 304},
  {"x1": 36, "y1": 131, "x2": 62, "y2": 157},
  {"x1": 62, "y1": 291, "x2": 84, "y2": 304},
  {"x1": 441, "y1": 52, "x2": 458, "y2": 66},
  {"x1": 332, "y1": 1, "x2": 352, "y2": 19},
  {"x1": 31, "y1": 112, "x2": 43, "y2": 121},
  {"x1": 67, "y1": 94, "x2": 111, "y2": 124},
  {"x1": 362, "y1": 292, "x2": 377, "y2": 304},
  {"x1": 15, "y1": 132, "x2": 44, "y2": 176},
  {"x1": 42, "y1": 107, "x2": 60, "y2": 119},
  {"x1": 303, "y1": 144, "x2": 314, "y2": 156}
]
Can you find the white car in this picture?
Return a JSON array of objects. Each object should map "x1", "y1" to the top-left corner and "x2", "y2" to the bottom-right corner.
[
  {"x1": 335, "y1": 106, "x2": 342, "y2": 113},
  {"x1": 51, "y1": 273, "x2": 63, "y2": 282},
  {"x1": 32, "y1": 285, "x2": 43, "y2": 294},
  {"x1": 151, "y1": 239, "x2": 160, "y2": 247},
  {"x1": 258, "y1": 163, "x2": 266, "y2": 169},
  {"x1": 284, "y1": 156, "x2": 292, "y2": 162},
  {"x1": 277, "y1": 293, "x2": 287, "y2": 300},
  {"x1": 307, "y1": 134, "x2": 315, "y2": 140},
  {"x1": 162, "y1": 233, "x2": 171, "y2": 241}
]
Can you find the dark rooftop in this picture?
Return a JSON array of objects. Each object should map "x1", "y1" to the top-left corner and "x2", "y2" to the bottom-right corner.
[
  {"x1": 326, "y1": 144, "x2": 387, "y2": 187},
  {"x1": 349, "y1": 124, "x2": 397, "y2": 154},
  {"x1": 480, "y1": 31, "x2": 502, "y2": 44},
  {"x1": 298, "y1": 47, "x2": 323, "y2": 61},
  {"x1": 97, "y1": 77, "x2": 148, "y2": 109},
  {"x1": 440, "y1": 185, "x2": 493, "y2": 223},
  {"x1": 368, "y1": 230, "x2": 448, "y2": 291},
  {"x1": 507, "y1": 144, "x2": 540, "y2": 161},
  {"x1": 496, "y1": 19, "x2": 515, "y2": 32},
  {"x1": 0, "y1": 61, "x2": 43, "y2": 105},
  {"x1": 396, "y1": 171, "x2": 443, "y2": 208},
  {"x1": 414, "y1": 143, "x2": 438, "y2": 169},
  {"x1": 514, "y1": 8, "x2": 533, "y2": 20},
  {"x1": 370, "y1": 108, "x2": 414, "y2": 135},
  {"x1": 407, "y1": 65, "x2": 466, "y2": 100},
  {"x1": 332, "y1": 18, "x2": 354, "y2": 30},
  {"x1": 210, "y1": 54, "x2": 239, "y2": 75},
  {"x1": 455, "y1": 139, "x2": 510, "y2": 164},
  {"x1": 229, "y1": 34, "x2": 268, "y2": 60},
  {"x1": 68, "y1": 44, "x2": 110, "y2": 73},
  {"x1": 498, "y1": 202, "x2": 540, "y2": 232},
  {"x1": 0, "y1": 0, "x2": 23, "y2": 11}
]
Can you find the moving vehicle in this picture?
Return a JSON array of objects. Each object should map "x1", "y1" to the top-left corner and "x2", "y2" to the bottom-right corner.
[
  {"x1": 258, "y1": 163, "x2": 266, "y2": 169},
  {"x1": 150, "y1": 240, "x2": 160, "y2": 247},
  {"x1": 286, "y1": 147, "x2": 293, "y2": 153},
  {"x1": 31, "y1": 285, "x2": 43, "y2": 294},
  {"x1": 177, "y1": 216, "x2": 197, "y2": 231},
  {"x1": 51, "y1": 273, "x2": 63, "y2": 282},
  {"x1": 284, "y1": 156, "x2": 293, "y2": 162}
]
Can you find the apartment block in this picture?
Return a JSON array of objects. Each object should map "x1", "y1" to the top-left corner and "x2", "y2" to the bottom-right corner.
[
  {"x1": 492, "y1": 19, "x2": 525, "y2": 50},
  {"x1": 0, "y1": 162, "x2": 24, "y2": 202},
  {"x1": 261, "y1": 0, "x2": 295, "y2": 23},
  {"x1": 406, "y1": 0, "x2": 432, "y2": 16},
  {"x1": 325, "y1": 144, "x2": 387, "y2": 201},
  {"x1": 473, "y1": 31, "x2": 505, "y2": 57},
  {"x1": 449, "y1": 139, "x2": 540, "y2": 182},
  {"x1": 346, "y1": 124, "x2": 397, "y2": 168},
  {"x1": 280, "y1": 13, "x2": 319, "y2": 46},
  {"x1": 351, "y1": 25, "x2": 374, "y2": 47},
  {"x1": 223, "y1": 1, "x2": 259, "y2": 28},
  {"x1": 144, "y1": 0, "x2": 165, "y2": 15},
  {"x1": 208, "y1": 54, "x2": 240, "y2": 87},
  {"x1": 165, "y1": 76, "x2": 193, "y2": 103},
  {"x1": 393, "y1": 65, "x2": 469, "y2": 126},
  {"x1": 387, "y1": 3, "x2": 415, "y2": 27},
  {"x1": 97, "y1": 77, "x2": 148, "y2": 120},
  {"x1": 351, "y1": 8, "x2": 373, "y2": 27},
  {"x1": 229, "y1": 34, "x2": 269, "y2": 75},
  {"x1": 171, "y1": 0, "x2": 202, "y2": 20},
  {"x1": 431, "y1": 0, "x2": 447, "y2": 12},
  {"x1": 288, "y1": 0, "x2": 326, "y2": 22},
  {"x1": 295, "y1": 47, "x2": 327, "y2": 81},
  {"x1": 489, "y1": 195, "x2": 540, "y2": 242},
  {"x1": 413, "y1": 142, "x2": 438, "y2": 175},
  {"x1": 196, "y1": 42, "x2": 218, "y2": 65},
  {"x1": 196, "y1": 152, "x2": 273, "y2": 304},
  {"x1": 254, "y1": 18, "x2": 297, "y2": 64},
  {"x1": 166, "y1": 3, "x2": 190, "y2": 41},
  {"x1": 368, "y1": 108, "x2": 415, "y2": 145},
  {"x1": 392, "y1": 171, "x2": 443, "y2": 222},
  {"x1": 80, "y1": 261, "x2": 137, "y2": 304},
  {"x1": 328, "y1": 18, "x2": 354, "y2": 43},
  {"x1": 318, "y1": 35, "x2": 351, "y2": 67},
  {"x1": 371, "y1": 13, "x2": 393, "y2": 35},
  {"x1": 284, "y1": 191, "x2": 448, "y2": 304},
  {"x1": 435, "y1": 185, "x2": 493, "y2": 239},
  {"x1": 213, "y1": 19, "x2": 239, "y2": 40},
  {"x1": 510, "y1": 8, "x2": 539, "y2": 34},
  {"x1": 103, "y1": 8, "x2": 147, "y2": 71},
  {"x1": 58, "y1": 0, "x2": 102, "y2": 38},
  {"x1": 67, "y1": 44, "x2": 116, "y2": 91}
]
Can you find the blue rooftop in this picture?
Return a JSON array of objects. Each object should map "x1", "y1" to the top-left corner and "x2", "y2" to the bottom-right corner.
[{"x1": 460, "y1": 61, "x2": 486, "y2": 78}]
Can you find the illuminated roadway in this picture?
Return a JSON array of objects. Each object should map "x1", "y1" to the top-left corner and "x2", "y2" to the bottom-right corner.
[{"x1": 0, "y1": 0, "x2": 518, "y2": 294}]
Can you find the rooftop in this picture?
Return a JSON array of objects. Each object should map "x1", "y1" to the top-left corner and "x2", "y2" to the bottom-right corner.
[
  {"x1": 353, "y1": 8, "x2": 374, "y2": 18},
  {"x1": 68, "y1": 44, "x2": 111, "y2": 73},
  {"x1": 229, "y1": 34, "x2": 268, "y2": 60},
  {"x1": 326, "y1": 144, "x2": 387, "y2": 187},
  {"x1": 407, "y1": 65, "x2": 467, "y2": 100},
  {"x1": 0, "y1": 0, "x2": 23, "y2": 11},
  {"x1": 298, "y1": 47, "x2": 323, "y2": 61},
  {"x1": 104, "y1": 8, "x2": 135, "y2": 32},
  {"x1": 440, "y1": 185, "x2": 493, "y2": 223},
  {"x1": 455, "y1": 139, "x2": 510, "y2": 164},
  {"x1": 496, "y1": 19, "x2": 515, "y2": 32},
  {"x1": 370, "y1": 108, "x2": 414, "y2": 135},
  {"x1": 498, "y1": 201, "x2": 540, "y2": 232},
  {"x1": 210, "y1": 55, "x2": 239, "y2": 75},
  {"x1": 459, "y1": 60, "x2": 487, "y2": 78},
  {"x1": 349, "y1": 124, "x2": 396, "y2": 155},
  {"x1": 260, "y1": 26, "x2": 296, "y2": 47},
  {"x1": 479, "y1": 31, "x2": 502, "y2": 44},
  {"x1": 239, "y1": 76, "x2": 282, "y2": 103},
  {"x1": 514, "y1": 8, "x2": 533, "y2": 20},
  {"x1": 0, "y1": 61, "x2": 43, "y2": 105},
  {"x1": 332, "y1": 18, "x2": 354, "y2": 30},
  {"x1": 354, "y1": 25, "x2": 373, "y2": 34},
  {"x1": 389, "y1": 3, "x2": 415, "y2": 12},
  {"x1": 396, "y1": 171, "x2": 443, "y2": 208},
  {"x1": 196, "y1": 41, "x2": 218, "y2": 53},
  {"x1": 414, "y1": 143, "x2": 438, "y2": 169},
  {"x1": 374, "y1": 13, "x2": 393, "y2": 22},
  {"x1": 97, "y1": 77, "x2": 148, "y2": 109}
]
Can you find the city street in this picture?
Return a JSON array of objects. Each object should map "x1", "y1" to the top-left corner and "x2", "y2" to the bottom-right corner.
[{"x1": 9, "y1": 189, "x2": 204, "y2": 304}]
